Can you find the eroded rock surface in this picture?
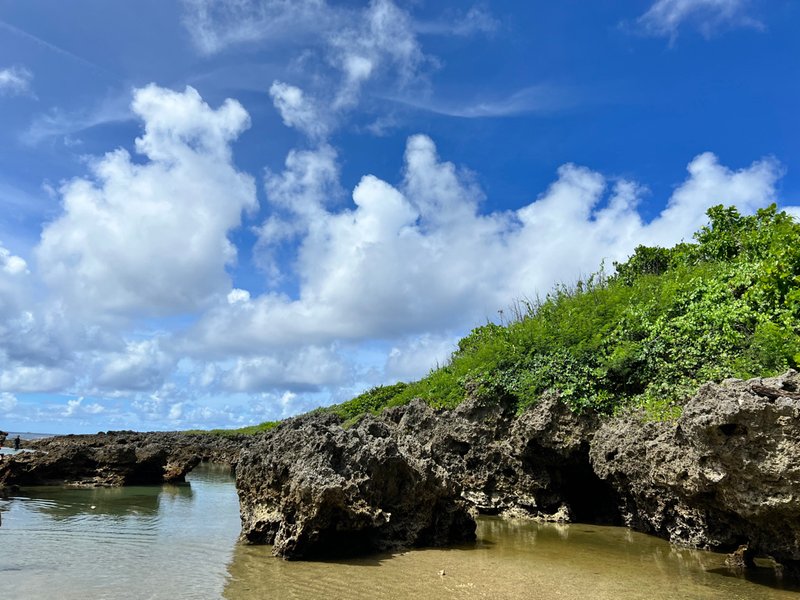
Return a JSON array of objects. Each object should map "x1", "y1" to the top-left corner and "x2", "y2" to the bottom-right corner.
[
  {"x1": 0, "y1": 431, "x2": 244, "y2": 491},
  {"x1": 591, "y1": 370, "x2": 800, "y2": 569},
  {"x1": 236, "y1": 391, "x2": 620, "y2": 559},
  {"x1": 387, "y1": 393, "x2": 616, "y2": 522},
  {"x1": 236, "y1": 411, "x2": 476, "y2": 559}
]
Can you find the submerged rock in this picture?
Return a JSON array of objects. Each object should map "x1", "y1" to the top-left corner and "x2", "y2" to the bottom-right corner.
[
  {"x1": 236, "y1": 411, "x2": 476, "y2": 559},
  {"x1": 590, "y1": 370, "x2": 800, "y2": 569}
]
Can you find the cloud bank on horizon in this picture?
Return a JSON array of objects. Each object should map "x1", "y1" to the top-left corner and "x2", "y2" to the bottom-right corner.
[{"x1": 0, "y1": 0, "x2": 797, "y2": 432}]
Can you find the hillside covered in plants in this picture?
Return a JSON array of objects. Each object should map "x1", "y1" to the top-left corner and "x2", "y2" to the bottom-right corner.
[
  {"x1": 324, "y1": 204, "x2": 800, "y2": 421},
  {"x1": 219, "y1": 203, "x2": 800, "y2": 435}
]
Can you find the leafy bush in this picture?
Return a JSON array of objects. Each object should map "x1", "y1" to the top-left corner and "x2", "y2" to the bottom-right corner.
[{"x1": 372, "y1": 204, "x2": 800, "y2": 419}]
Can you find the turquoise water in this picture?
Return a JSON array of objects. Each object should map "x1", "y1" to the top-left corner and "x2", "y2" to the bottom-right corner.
[{"x1": 2, "y1": 465, "x2": 799, "y2": 599}]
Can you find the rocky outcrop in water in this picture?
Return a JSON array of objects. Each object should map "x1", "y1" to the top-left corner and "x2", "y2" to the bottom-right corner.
[
  {"x1": 237, "y1": 370, "x2": 800, "y2": 570},
  {"x1": 590, "y1": 370, "x2": 800, "y2": 571},
  {"x1": 0, "y1": 431, "x2": 245, "y2": 492},
  {"x1": 235, "y1": 391, "x2": 618, "y2": 559},
  {"x1": 6, "y1": 370, "x2": 800, "y2": 572},
  {"x1": 236, "y1": 411, "x2": 476, "y2": 559}
]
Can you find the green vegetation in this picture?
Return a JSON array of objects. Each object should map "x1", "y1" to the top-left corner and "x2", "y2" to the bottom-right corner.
[
  {"x1": 327, "y1": 204, "x2": 800, "y2": 421},
  {"x1": 186, "y1": 421, "x2": 279, "y2": 437},
  {"x1": 202, "y1": 204, "x2": 800, "y2": 435}
]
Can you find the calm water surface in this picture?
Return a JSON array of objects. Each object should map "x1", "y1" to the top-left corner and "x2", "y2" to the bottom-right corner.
[{"x1": 2, "y1": 464, "x2": 798, "y2": 599}]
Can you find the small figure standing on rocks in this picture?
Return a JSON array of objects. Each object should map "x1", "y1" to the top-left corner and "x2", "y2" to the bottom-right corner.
[{"x1": 13, "y1": 435, "x2": 20, "y2": 451}]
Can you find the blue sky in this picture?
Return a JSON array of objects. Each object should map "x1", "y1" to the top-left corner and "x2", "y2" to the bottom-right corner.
[{"x1": 0, "y1": 0, "x2": 798, "y2": 433}]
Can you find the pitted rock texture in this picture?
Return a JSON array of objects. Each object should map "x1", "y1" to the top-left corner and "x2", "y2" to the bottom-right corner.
[
  {"x1": 0, "y1": 431, "x2": 244, "y2": 491},
  {"x1": 590, "y1": 370, "x2": 800, "y2": 568},
  {"x1": 235, "y1": 392, "x2": 619, "y2": 559},
  {"x1": 236, "y1": 412, "x2": 476, "y2": 559},
  {"x1": 387, "y1": 393, "x2": 616, "y2": 522}
]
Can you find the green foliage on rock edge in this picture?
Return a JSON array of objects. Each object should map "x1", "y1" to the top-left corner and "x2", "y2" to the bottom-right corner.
[
  {"x1": 206, "y1": 204, "x2": 800, "y2": 435},
  {"x1": 328, "y1": 204, "x2": 800, "y2": 421}
]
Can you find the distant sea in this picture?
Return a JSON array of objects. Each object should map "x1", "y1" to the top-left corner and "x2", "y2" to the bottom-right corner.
[
  {"x1": 1, "y1": 432, "x2": 54, "y2": 452},
  {"x1": 5, "y1": 432, "x2": 55, "y2": 440}
]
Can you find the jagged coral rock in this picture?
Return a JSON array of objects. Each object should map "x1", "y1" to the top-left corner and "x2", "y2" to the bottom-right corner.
[
  {"x1": 236, "y1": 411, "x2": 476, "y2": 559},
  {"x1": 591, "y1": 370, "x2": 800, "y2": 569}
]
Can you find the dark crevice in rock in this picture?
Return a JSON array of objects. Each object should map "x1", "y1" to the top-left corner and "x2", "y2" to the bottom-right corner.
[
  {"x1": 558, "y1": 451, "x2": 622, "y2": 525},
  {"x1": 718, "y1": 423, "x2": 748, "y2": 437},
  {"x1": 293, "y1": 524, "x2": 378, "y2": 560},
  {"x1": 519, "y1": 441, "x2": 622, "y2": 525}
]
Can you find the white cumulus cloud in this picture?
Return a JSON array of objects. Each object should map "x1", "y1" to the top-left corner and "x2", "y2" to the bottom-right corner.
[
  {"x1": 0, "y1": 365, "x2": 74, "y2": 393},
  {"x1": 182, "y1": 134, "x2": 784, "y2": 365},
  {"x1": 93, "y1": 339, "x2": 176, "y2": 392},
  {"x1": 36, "y1": 84, "x2": 257, "y2": 318},
  {"x1": 63, "y1": 397, "x2": 105, "y2": 417},
  {"x1": 222, "y1": 346, "x2": 349, "y2": 392},
  {"x1": 385, "y1": 334, "x2": 459, "y2": 382},
  {"x1": 0, "y1": 242, "x2": 27, "y2": 275}
]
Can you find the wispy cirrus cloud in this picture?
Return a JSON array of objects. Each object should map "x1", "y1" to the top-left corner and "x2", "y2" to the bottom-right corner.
[
  {"x1": 181, "y1": 0, "x2": 497, "y2": 138},
  {"x1": 386, "y1": 84, "x2": 577, "y2": 119},
  {"x1": 635, "y1": 0, "x2": 763, "y2": 39},
  {"x1": 181, "y1": 0, "x2": 497, "y2": 55},
  {"x1": 0, "y1": 65, "x2": 34, "y2": 97},
  {"x1": 180, "y1": 0, "x2": 331, "y2": 55},
  {"x1": 0, "y1": 19, "x2": 115, "y2": 78},
  {"x1": 21, "y1": 92, "x2": 133, "y2": 146},
  {"x1": 414, "y1": 4, "x2": 499, "y2": 37}
]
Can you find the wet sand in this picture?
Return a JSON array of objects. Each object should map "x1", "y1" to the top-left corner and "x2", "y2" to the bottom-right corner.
[{"x1": 224, "y1": 518, "x2": 800, "y2": 600}]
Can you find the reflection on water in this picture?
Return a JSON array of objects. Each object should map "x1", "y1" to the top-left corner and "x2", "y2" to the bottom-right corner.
[
  {"x1": 224, "y1": 518, "x2": 800, "y2": 600},
  {"x1": 0, "y1": 462, "x2": 239, "y2": 600},
  {"x1": 12, "y1": 483, "x2": 192, "y2": 520},
  {"x1": 3, "y1": 466, "x2": 800, "y2": 600}
]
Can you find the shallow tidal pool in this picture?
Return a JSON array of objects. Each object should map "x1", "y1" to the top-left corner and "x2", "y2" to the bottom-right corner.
[{"x1": 2, "y1": 465, "x2": 798, "y2": 599}]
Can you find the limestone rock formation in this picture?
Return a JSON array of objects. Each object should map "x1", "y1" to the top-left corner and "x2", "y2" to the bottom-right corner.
[
  {"x1": 7, "y1": 369, "x2": 800, "y2": 572},
  {"x1": 387, "y1": 393, "x2": 617, "y2": 522},
  {"x1": 235, "y1": 391, "x2": 619, "y2": 559},
  {"x1": 590, "y1": 370, "x2": 800, "y2": 569},
  {"x1": 236, "y1": 411, "x2": 476, "y2": 559},
  {"x1": 0, "y1": 431, "x2": 244, "y2": 492}
]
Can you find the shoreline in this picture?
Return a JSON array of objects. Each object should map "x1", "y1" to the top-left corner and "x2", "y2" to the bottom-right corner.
[{"x1": 3, "y1": 371, "x2": 800, "y2": 580}]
